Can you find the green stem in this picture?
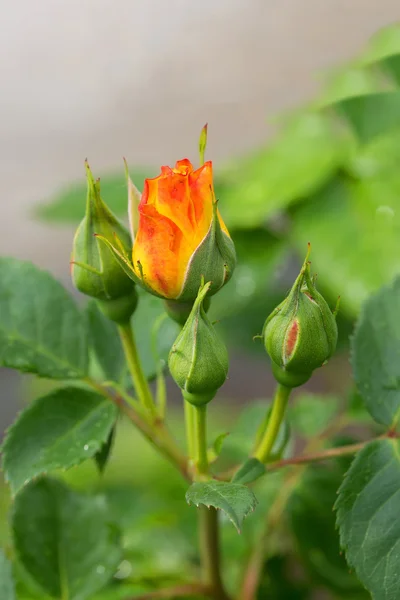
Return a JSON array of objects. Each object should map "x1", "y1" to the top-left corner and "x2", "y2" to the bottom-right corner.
[
  {"x1": 184, "y1": 401, "x2": 196, "y2": 462},
  {"x1": 199, "y1": 506, "x2": 231, "y2": 600},
  {"x1": 254, "y1": 384, "x2": 291, "y2": 463},
  {"x1": 191, "y1": 405, "x2": 230, "y2": 599},
  {"x1": 194, "y1": 405, "x2": 209, "y2": 476},
  {"x1": 86, "y1": 377, "x2": 190, "y2": 480},
  {"x1": 118, "y1": 321, "x2": 156, "y2": 417}
]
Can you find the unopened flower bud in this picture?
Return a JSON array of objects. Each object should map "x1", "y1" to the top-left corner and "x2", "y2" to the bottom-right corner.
[
  {"x1": 99, "y1": 153, "x2": 236, "y2": 304},
  {"x1": 168, "y1": 281, "x2": 229, "y2": 405},
  {"x1": 263, "y1": 245, "x2": 339, "y2": 388},
  {"x1": 71, "y1": 161, "x2": 137, "y2": 323}
]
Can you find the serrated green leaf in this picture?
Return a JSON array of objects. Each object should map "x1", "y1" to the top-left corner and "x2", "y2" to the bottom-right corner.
[
  {"x1": 36, "y1": 169, "x2": 153, "y2": 223},
  {"x1": 0, "y1": 549, "x2": 15, "y2": 599},
  {"x1": 0, "y1": 258, "x2": 88, "y2": 379},
  {"x1": 351, "y1": 277, "x2": 400, "y2": 427},
  {"x1": 218, "y1": 112, "x2": 347, "y2": 229},
  {"x1": 12, "y1": 478, "x2": 122, "y2": 600},
  {"x1": 94, "y1": 426, "x2": 116, "y2": 474},
  {"x1": 292, "y1": 177, "x2": 400, "y2": 316},
  {"x1": 231, "y1": 458, "x2": 266, "y2": 485},
  {"x1": 335, "y1": 439, "x2": 400, "y2": 600},
  {"x1": 2, "y1": 387, "x2": 117, "y2": 494},
  {"x1": 86, "y1": 301, "x2": 126, "y2": 383},
  {"x1": 186, "y1": 481, "x2": 257, "y2": 533},
  {"x1": 288, "y1": 394, "x2": 339, "y2": 437},
  {"x1": 336, "y1": 91, "x2": 400, "y2": 143}
]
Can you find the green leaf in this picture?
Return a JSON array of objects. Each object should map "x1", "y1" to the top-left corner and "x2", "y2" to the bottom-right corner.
[
  {"x1": 382, "y1": 54, "x2": 400, "y2": 86},
  {"x1": 36, "y1": 169, "x2": 153, "y2": 223},
  {"x1": 2, "y1": 387, "x2": 118, "y2": 494},
  {"x1": 348, "y1": 389, "x2": 372, "y2": 424},
  {"x1": 356, "y1": 27, "x2": 400, "y2": 89},
  {"x1": 231, "y1": 458, "x2": 266, "y2": 485},
  {"x1": 358, "y1": 24, "x2": 400, "y2": 65},
  {"x1": 186, "y1": 481, "x2": 257, "y2": 533},
  {"x1": 316, "y1": 65, "x2": 385, "y2": 107},
  {"x1": 208, "y1": 432, "x2": 229, "y2": 463},
  {"x1": 352, "y1": 277, "x2": 400, "y2": 427},
  {"x1": 0, "y1": 549, "x2": 15, "y2": 600},
  {"x1": 347, "y1": 128, "x2": 400, "y2": 180},
  {"x1": 288, "y1": 394, "x2": 339, "y2": 437},
  {"x1": 90, "y1": 583, "x2": 150, "y2": 600},
  {"x1": 219, "y1": 112, "x2": 347, "y2": 229},
  {"x1": 336, "y1": 91, "x2": 400, "y2": 143},
  {"x1": 0, "y1": 258, "x2": 88, "y2": 379},
  {"x1": 87, "y1": 301, "x2": 125, "y2": 383},
  {"x1": 94, "y1": 426, "x2": 116, "y2": 474},
  {"x1": 336, "y1": 439, "x2": 400, "y2": 599},
  {"x1": 212, "y1": 432, "x2": 229, "y2": 456},
  {"x1": 291, "y1": 177, "x2": 400, "y2": 316},
  {"x1": 12, "y1": 478, "x2": 122, "y2": 600}
]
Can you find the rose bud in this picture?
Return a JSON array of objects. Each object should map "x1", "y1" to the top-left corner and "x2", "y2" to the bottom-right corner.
[
  {"x1": 263, "y1": 245, "x2": 339, "y2": 388},
  {"x1": 98, "y1": 158, "x2": 236, "y2": 312},
  {"x1": 71, "y1": 161, "x2": 137, "y2": 323},
  {"x1": 168, "y1": 281, "x2": 229, "y2": 406}
]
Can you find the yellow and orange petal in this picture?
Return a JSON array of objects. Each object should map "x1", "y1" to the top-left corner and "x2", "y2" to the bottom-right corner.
[{"x1": 132, "y1": 158, "x2": 230, "y2": 298}]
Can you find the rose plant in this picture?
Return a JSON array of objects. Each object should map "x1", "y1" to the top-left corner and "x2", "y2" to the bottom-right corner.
[{"x1": 0, "y1": 123, "x2": 400, "y2": 600}]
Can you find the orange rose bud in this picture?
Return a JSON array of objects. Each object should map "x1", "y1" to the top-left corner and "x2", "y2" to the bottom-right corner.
[{"x1": 124, "y1": 158, "x2": 235, "y2": 302}]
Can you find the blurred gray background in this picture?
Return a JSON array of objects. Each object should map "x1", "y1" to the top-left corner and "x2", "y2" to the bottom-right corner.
[{"x1": 1, "y1": 0, "x2": 399, "y2": 431}]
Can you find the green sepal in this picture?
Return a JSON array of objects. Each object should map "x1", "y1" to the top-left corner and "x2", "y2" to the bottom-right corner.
[
  {"x1": 95, "y1": 233, "x2": 165, "y2": 299},
  {"x1": 177, "y1": 198, "x2": 236, "y2": 302},
  {"x1": 168, "y1": 281, "x2": 229, "y2": 405}
]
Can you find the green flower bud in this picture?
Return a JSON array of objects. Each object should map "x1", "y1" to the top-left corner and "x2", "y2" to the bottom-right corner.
[
  {"x1": 168, "y1": 281, "x2": 229, "y2": 406},
  {"x1": 263, "y1": 245, "x2": 339, "y2": 388},
  {"x1": 71, "y1": 161, "x2": 137, "y2": 322}
]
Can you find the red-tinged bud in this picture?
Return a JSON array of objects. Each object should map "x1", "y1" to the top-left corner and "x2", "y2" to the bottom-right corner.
[{"x1": 263, "y1": 245, "x2": 339, "y2": 388}]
